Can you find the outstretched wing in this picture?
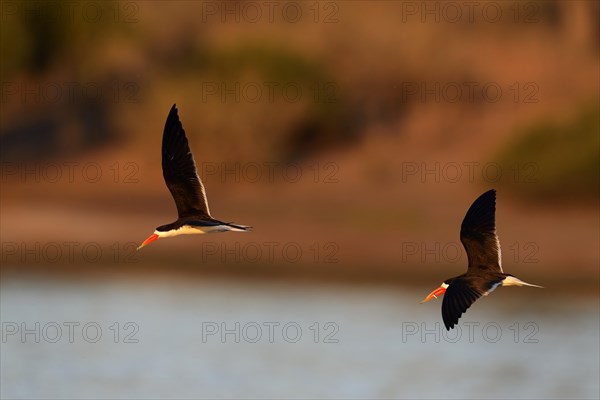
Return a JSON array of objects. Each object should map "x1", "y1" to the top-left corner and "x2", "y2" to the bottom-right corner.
[
  {"x1": 460, "y1": 189, "x2": 502, "y2": 273},
  {"x1": 441, "y1": 277, "x2": 487, "y2": 330},
  {"x1": 162, "y1": 104, "x2": 211, "y2": 218}
]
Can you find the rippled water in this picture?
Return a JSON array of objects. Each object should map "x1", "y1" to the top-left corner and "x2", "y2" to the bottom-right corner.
[{"x1": 1, "y1": 276, "x2": 598, "y2": 399}]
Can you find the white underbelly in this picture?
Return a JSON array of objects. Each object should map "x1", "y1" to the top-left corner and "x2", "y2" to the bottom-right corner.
[
  {"x1": 155, "y1": 224, "x2": 247, "y2": 238},
  {"x1": 156, "y1": 225, "x2": 227, "y2": 238}
]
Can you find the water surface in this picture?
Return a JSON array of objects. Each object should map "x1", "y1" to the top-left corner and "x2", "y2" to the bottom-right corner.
[{"x1": 1, "y1": 276, "x2": 598, "y2": 399}]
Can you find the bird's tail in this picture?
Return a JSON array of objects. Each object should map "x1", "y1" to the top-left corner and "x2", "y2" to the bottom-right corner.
[
  {"x1": 226, "y1": 223, "x2": 252, "y2": 232},
  {"x1": 503, "y1": 275, "x2": 544, "y2": 288}
]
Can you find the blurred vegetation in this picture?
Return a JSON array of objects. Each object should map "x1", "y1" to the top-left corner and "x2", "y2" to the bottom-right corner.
[
  {"x1": 189, "y1": 43, "x2": 355, "y2": 161},
  {"x1": 1, "y1": 1, "x2": 599, "y2": 190},
  {"x1": 495, "y1": 103, "x2": 599, "y2": 201},
  {"x1": 0, "y1": 0, "x2": 355, "y2": 163},
  {"x1": 0, "y1": 0, "x2": 126, "y2": 78},
  {"x1": 0, "y1": 0, "x2": 132, "y2": 162},
  {"x1": 1, "y1": 1, "x2": 599, "y2": 283}
]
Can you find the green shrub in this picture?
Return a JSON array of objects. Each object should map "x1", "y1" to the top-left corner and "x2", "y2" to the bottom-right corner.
[{"x1": 495, "y1": 104, "x2": 599, "y2": 201}]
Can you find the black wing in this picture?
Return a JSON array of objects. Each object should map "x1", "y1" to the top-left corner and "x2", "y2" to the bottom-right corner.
[
  {"x1": 441, "y1": 277, "x2": 487, "y2": 330},
  {"x1": 162, "y1": 104, "x2": 211, "y2": 218},
  {"x1": 460, "y1": 189, "x2": 502, "y2": 273}
]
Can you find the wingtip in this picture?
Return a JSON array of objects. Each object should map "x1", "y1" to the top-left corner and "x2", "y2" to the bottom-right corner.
[
  {"x1": 475, "y1": 188, "x2": 496, "y2": 201},
  {"x1": 164, "y1": 104, "x2": 181, "y2": 131}
]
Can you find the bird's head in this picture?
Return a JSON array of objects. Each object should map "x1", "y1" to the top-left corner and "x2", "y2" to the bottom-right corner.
[
  {"x1": 420, "y1": 282, "x2": 449, "y2": 303},
  {"x1": 137, "y1": 230, "x2": 160, "y2": 251}
]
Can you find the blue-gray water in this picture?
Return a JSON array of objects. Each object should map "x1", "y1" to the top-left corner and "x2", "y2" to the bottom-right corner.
[{"x1": 1, "y1": 276, "x2": 598, "y2": 399}]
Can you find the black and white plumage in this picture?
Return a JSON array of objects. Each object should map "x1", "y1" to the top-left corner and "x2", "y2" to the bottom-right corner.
[
  {"x1": 161, "y1": 104, "x2": 211, "y2": 220},
  {"x1": 137, "y1": 104, "x2": 250, "y2": 250},
  {"x1": 421, "y1": 189, "x2": 542, "y2": 330}
]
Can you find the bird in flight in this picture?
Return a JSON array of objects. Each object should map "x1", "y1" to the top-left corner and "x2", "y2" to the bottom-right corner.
[
  {"x1": 421, "y1": 189, "x2": 542, "y2": 330},
  {"x1": 137, "y1": 104, "x2": 251, "y2": 250}
]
